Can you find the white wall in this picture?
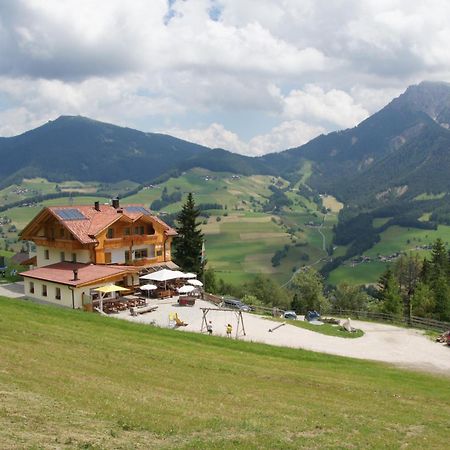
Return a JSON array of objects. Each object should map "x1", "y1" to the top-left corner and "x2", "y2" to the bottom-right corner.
[
  {"x1": 24, "y1": 277, "x2": 75, "y2": 308},
  {"x1": 36, "y1": 247, "x2": 91, "y2": 267},
  {"x1": 110, "y1": 249, "x2": 126, "y2": 264},
  {"x1": 23, "y1": 277, "x2": 126, "y2": 309}
]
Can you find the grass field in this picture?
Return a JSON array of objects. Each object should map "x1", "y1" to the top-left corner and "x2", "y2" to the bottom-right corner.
[
  {"x1": 269, "y1": 317, "x2": 365, "y2": 338},
  {"x1": 0, "y1": 297, "x2": 449, "y2": 449},
  {"x1": 203, "y1": 212, "x2": 293, "y2": 284},
  {"x1": 327, "y1": 261, "x2": 390, "y2": 286},
  {"x1": 125, "y1": 169, "x2": 275, "y2": 213},
  {"x1": 364, "y1": 225, "x2": 450, "y2": 257}
]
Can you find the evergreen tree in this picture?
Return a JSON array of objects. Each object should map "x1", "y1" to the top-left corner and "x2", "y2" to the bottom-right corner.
[
  {"x1": 432, "y1": 275, "x2": 450, "y2": 321},
  {"x1": 377, "y1": 267, "x2": 393, "y2": 293},
  {"x1": 420, "y1": 258, "x2": 431, "y2": 284},
  {"x1": 173, "y1": 193, "x2": 204, "y2": 275},
  {"x1": 380, "y1": 271, "x2": 403, "y2": 316},
  {"x1": 430, "y1": 238, "x2": 448, "y2": 280}
]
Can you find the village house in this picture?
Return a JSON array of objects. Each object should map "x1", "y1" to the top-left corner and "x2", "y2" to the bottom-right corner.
[{"x1": 19, "y1": 199, "x2": 177, "y2": 309}]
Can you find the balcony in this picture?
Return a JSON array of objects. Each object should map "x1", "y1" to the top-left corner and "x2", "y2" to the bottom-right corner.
[{"x1": 104, "y1": 235, "x2": 158, "y2": 248}]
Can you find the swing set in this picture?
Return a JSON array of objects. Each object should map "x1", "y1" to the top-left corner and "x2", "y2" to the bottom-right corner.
[{"x1": 200, "y1": 307, "x2": 246, "y2": 338}]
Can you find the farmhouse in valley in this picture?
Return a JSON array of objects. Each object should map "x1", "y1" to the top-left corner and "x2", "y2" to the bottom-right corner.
[{"x1": 19, "y1": 199, "x2": 177, "y2": 309}]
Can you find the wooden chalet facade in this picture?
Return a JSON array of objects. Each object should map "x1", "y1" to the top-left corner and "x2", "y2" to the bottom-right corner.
[{"x1": 20, "y1": 200, "x2": 178, "y2": 308}]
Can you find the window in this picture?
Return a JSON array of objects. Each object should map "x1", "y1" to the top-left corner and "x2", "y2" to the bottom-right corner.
[
  {"x1": 125, "y1": 250, "x2": 130, "y2": 262},
  {"x1": 124, "y1": 227, "x2": 130, "y2": 236},
  {"x1": 156, "y1": 250, "x2": 162, "y2": 257},
  {"x1": 133, "y1": 225, "x2": 145, "y2": 235},
  {"x1": 42, "y1": 285, "x2": 47, "y2": 297},
  {"x1": 55, "y1": 287, "x2": 61, "y2": 300},
  {"x1": 60, "y1": 228, "x2": 65, "y2": 238},
  {"x1": 134, "y1": 249, "x2": 148, "y2": 259},
  {"x1": 72, "y1": 253, "x2": 77, "y2": 263},
  {"x1": 60, "y1": 251, "x2": 65, "y2": 262},
  {"x1": 107, "y1": 228, "x2": 114, "y2": 238},
  {"x1": 29, "y1": 282, "x2": 34, "y2": 294},
  {"x1": 147, "y1": 224, "x2": 155, "y2": 235},
  {"x1": 44, "y1": 249, "x2": 49, "y2": 260}
]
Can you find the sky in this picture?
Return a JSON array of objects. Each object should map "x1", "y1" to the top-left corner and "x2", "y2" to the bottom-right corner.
[{"x1": 1, "y1": 0, "x2": 450, "y2": 156}]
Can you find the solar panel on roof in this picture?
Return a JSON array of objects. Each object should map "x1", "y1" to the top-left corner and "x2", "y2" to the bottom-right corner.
[
  {"x1": 125, "y1": 206, "x2": 151, "y2": 215},
  {"x1": 54, "y1": 209, "x2": 87, "y2": 221}
]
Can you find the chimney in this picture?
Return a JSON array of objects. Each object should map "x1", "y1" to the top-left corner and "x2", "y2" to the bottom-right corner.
[
  {"x1": 94, "y1": 201, "x2": 100, "y2": 211},
  {"x1": 72, "y1": 269, "x2": 79, "y2": 281},
  {"x1": 112, "y1": 197, "x2": 120, "y2": 209}
]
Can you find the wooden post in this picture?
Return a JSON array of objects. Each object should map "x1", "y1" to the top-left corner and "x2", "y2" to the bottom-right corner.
[{"x1": 200, "y1": 308, "x2": 209, "y2": 333}]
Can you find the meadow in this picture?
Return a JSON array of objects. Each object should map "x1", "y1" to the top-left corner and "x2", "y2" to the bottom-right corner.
[{"x1": 0, "y1": 297, "x2": 449, "y2": 449}]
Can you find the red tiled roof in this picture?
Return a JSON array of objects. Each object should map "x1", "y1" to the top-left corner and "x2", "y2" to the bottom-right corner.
[
  {"x1": 22, "y1": 203, "x2": 177, "y2": 245},
  {"x1": 20, "y1": 262, "x2": 137, "y2": 287}
]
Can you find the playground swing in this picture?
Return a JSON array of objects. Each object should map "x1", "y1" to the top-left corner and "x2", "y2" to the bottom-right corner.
[{"x1": 200, "y1": 307, "x2": 246, "y2": 338}]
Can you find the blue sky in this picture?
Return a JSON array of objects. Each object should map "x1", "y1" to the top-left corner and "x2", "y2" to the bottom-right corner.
[{"x1": 0, "y1": 0, "x2": 449, "y2": 155}]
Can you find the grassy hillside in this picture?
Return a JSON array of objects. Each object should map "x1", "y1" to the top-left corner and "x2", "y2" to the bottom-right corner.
[{"x1": 0, "y1": 298, "x2": 449, "y2": 449}]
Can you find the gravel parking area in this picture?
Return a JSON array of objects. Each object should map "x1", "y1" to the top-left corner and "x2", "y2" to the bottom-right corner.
[{"x1": 116, "y1": 297, "x2": 450, "y2": 375}]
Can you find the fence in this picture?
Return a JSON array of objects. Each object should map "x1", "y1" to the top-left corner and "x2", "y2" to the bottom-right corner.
[
  {"x1": 330, "y1": 309, "x2": 450, "y2": 332},
  {"x1": 202, "y1": 293, "x2": 285, "y2": 316}
]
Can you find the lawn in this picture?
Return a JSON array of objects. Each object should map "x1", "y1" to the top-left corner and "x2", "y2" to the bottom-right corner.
[
  {"x1": 0, "y1": 297, "x2": 449, "y2": 449},
  {"x1": 268, "y1": 317, "x2": 364, "y2": 338}
]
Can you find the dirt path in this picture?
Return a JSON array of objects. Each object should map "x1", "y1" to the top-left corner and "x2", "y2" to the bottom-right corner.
[{"x1": 119, "y1": 298, "x2": 450, "y2": 376}]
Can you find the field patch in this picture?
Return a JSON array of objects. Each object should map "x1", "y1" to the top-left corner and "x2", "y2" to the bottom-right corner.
[
  {"x1": 322, "y1": 195, "x2": 343, "y2": 212},
  {"x1": 239, "y1": 232, "x2": 290, "y2": 240}
]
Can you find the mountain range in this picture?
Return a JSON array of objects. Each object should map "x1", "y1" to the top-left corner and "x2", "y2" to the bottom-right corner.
[{"x1": 2, "y1": 81, "x2": 450, "y2": 211}]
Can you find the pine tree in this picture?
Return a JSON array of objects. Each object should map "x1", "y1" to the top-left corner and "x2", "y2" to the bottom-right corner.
[
  {"x1": 432, "y1": 275, "x2": 450, "y2": 321},
  {"x1": 430, "y1": 238, "x2": 448, "y2": 280},
  {"x1": 173, "y1": 193, "x2": 204, "y2": 275},
  {"x1": 380, "y1": 271, "x2": 403, "y2": 316}
]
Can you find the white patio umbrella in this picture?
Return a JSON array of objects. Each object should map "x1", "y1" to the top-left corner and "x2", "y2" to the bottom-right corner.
[
  {"x1": 140, "y1": 269, "x2": 179, "y2": 281},
  {"x1": 187, "y1": 279, "x2": 203, "y2": 287},
  {"x1": 177, "y1": 285, "x2": 196, "y2": 294},
  {"x1": 140, "y1": 283, "x2": 157, "y2": 298},
  {"x1": 181, "y1": 272, "x2": 197, "y2": 279}
]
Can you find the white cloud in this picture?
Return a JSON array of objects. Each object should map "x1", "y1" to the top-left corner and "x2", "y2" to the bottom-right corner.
[
  {"x1": 164, "y1": 120, "x2": 325, "y2": 156},
  {"x1": 282, "y1": 85, "x2": 369, "y2": 129},
  {"x1": 248, "y1": 120, "x2": 325, "y2": 155},
  {"x1": 1, "y1": 0, "x2": 450, "y2": 154}
]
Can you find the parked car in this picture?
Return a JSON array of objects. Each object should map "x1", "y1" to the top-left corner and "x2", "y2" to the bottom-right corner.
[
  {"x1": 222, "y1": 297, "x2": 251, "y2": 312},
  {"x1": 284, "y1": 310, "x2": 297, "y2": 320}
]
